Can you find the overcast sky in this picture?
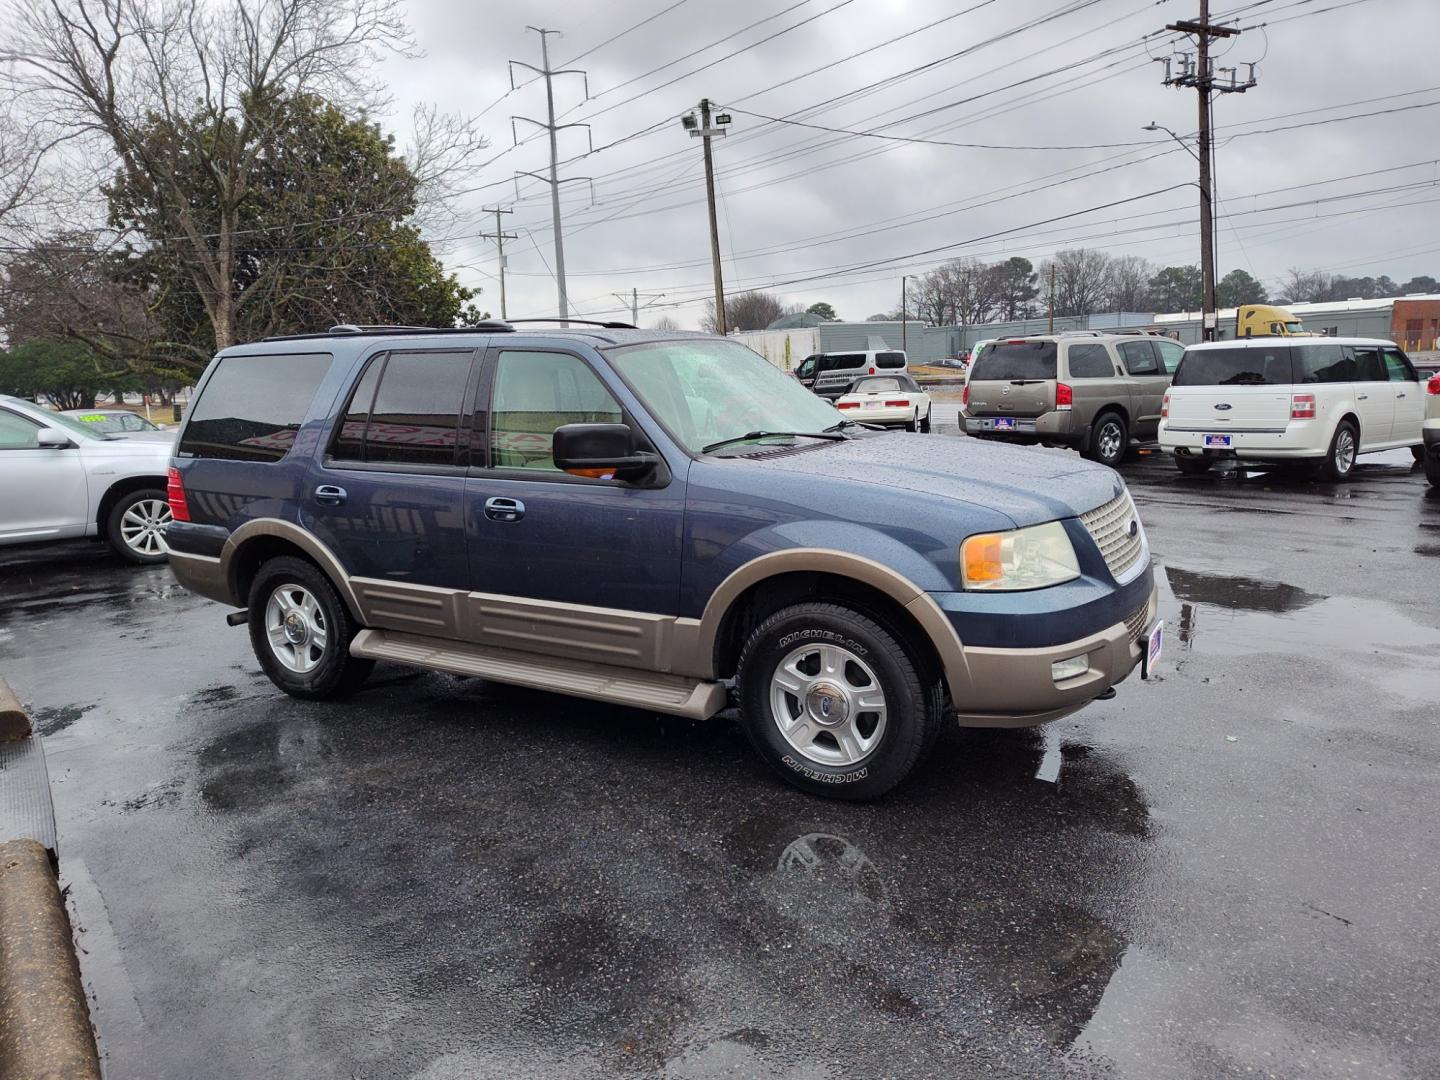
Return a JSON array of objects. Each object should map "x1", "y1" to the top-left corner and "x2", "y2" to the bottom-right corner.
[{"x1": 381, "y1": 0, "x2": 1440, "y2": 327}]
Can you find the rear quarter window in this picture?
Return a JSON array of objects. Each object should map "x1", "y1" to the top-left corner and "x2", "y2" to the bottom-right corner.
[
  {"x1": 1065, "y1": 344, "x2": 1114, "y2": 379},
  {"x1": 179, "y1": 352, "x2": 332, "y2": 461},
  {"x1": 969, "y1": 342, "x2": 1057, "y2": 381},
  {"x1": 875, "y1": 351, "x2": 906, "y2": 369},
  {"x1": 1172, "y1": 347, "x2": 1294, "y2": 387},
  {"x1": 1295, "y1": 344, "x2": 1352, "y2": 384}
]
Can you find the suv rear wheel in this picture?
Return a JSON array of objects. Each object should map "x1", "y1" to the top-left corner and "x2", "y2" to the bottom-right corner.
[
  {"x1": 1320, "y1": 420, "x2": 1359, "y2": 481},
  {"x1": 106, "y1": 488, "x2": 172, "y2": 565},
  {"x1": 1425, "y1": 447, "x2": 1440, "y2": 487},
  {"x1": 248, "y1": 556, "x2": 374, "y2": 699},
  {"x1": 736, "y1": 602, "x2": 941, "y2": 800},
  {"x1": 1087, "y1": 411, "x2": 1128, "y2": 467}
]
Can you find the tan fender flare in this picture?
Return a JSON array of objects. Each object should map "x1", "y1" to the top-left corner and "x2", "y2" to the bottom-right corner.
[
  {"x1": 674, "y1": 549, "x2": 970, "y2": 700},
  {"x1": 221, "y1": 519, "x2": 364, "y2": 619}
]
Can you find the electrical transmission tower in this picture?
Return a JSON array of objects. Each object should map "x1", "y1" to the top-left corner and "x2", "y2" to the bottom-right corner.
[
  {"x1": 479, "y1": 207, "x2": 517, "y2": 319},
  {"x1": 1157, "y1": 0, "x2": 1257, "y2": 339},
  {"x1": 510, "y1": 27, "x2": 590, "y2": 323}
]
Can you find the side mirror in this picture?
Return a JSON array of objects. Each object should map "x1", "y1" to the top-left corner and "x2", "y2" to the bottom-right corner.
[
  {"x1": 552, "y1": 423, "x2": 657, "y2": 482},
  {"x1": 36, "y1": 427, "x2": 75, "y2": 449}
]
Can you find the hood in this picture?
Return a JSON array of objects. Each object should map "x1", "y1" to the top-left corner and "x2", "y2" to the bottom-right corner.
[{"x1": 743, "y1": 432, "x2": 1123, "y2": 528}]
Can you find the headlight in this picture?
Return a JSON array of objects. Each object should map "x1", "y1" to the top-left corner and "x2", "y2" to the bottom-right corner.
[{"x1": 961, "y1": 521, "x2": 1080, "y2": 591}]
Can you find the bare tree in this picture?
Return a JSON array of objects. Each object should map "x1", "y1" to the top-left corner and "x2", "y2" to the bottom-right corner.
[
  {"x1": 1, "y1": 0, "x2": 473, "y2": 351},
  {"x1": 1277, "y1": 268, "x2": 1332, "y2": 304},
  {"x1": 650, "y1": 315, "x2": 681, "y2": 331},
  {"x1": 1104, "y1": 255, "x2": 1154, "y2": 312},
  {"x1": 1041, "y1": 249, "x2": 1114, "y2": 318},
  {"x1": 701, "y1": 291, "x2": 785, "y2": 332}
]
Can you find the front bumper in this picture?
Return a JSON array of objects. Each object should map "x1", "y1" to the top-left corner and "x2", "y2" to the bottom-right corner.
[{"x1": 939, "y1": 581, "x2": 1157, "y2": 728}]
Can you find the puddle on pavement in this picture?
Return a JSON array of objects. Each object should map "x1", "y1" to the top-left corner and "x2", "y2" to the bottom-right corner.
[{"x1": 1162, "y1": 564, "x2": 1440, "y2": 704}]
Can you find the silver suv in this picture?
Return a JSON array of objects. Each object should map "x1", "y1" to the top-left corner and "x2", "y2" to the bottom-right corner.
[{"x1": 962, "y1": 331, "x2": 1184, "y2": 466}]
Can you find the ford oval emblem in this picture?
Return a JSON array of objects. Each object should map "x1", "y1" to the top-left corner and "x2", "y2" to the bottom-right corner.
[
  {"x1": 1214, "y1": 403, "x2": 1233, "y2": 411},
  {"x1": 820, "y1": 697, "x2": 831, "y2": 717},
  {"x1": 1128, "y1": 519, "x2": 1139, "y2": 538}
]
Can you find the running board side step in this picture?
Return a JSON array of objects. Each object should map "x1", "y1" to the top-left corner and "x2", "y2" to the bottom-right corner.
[{"x1": 350, "y1": 629, "x2": 728, "y2": 720}]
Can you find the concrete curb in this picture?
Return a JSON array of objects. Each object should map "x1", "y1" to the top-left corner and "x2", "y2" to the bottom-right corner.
[
  {"x1": 0, "y1": 678, "x2": 101, "y2": 1080},
  {"x1": 0, "y1": 681, "x2": 28, "y2": 742}
]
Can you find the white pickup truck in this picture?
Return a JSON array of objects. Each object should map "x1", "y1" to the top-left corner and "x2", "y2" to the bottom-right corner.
[{"x1": 0, "y1": 396, "x2": 175, "y2": 564}]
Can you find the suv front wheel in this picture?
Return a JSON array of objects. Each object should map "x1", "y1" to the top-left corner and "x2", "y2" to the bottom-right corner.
[
  {"x1": 1087, "y1": 411, "x2": 1128, "y2": 467},
  {"x1": 736, "y1": 602, "x2": 942, "y2": 800},
  {"x1": 248, "y1": 556, "x2": 374, "y2": 699}
]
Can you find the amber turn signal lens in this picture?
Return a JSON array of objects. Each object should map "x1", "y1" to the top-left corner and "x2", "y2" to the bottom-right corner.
[{"x1": 962, "y1": 533, "x2": 1004, "y2": 582}]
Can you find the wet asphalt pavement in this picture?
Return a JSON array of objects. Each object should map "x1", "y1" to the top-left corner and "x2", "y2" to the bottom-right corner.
[{"x1": 2, "y1": 442, "x2": 1439, "y2": 1079}]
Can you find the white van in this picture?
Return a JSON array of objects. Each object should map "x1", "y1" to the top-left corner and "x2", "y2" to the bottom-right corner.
[
  {"x1": 1159, "y1": 338, "x2": 1427, "y2": 479},
  {"x1": 794, "y1": 349, "x2": 908, "y2": 399}
]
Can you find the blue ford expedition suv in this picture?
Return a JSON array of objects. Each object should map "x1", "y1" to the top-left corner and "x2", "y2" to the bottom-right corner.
[{"x1": 166, "y1": 323, "x2": 1158, "y2": 799}]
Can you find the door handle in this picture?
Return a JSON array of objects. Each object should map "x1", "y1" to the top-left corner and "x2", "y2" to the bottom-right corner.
[
  {"x1": 484, "y1": 496, "x2": 525, "y2": 523},
  {"x1": 314, "y1": 484, "x2": 347, "y2": 506},
  {"x1": 1396, "y1": 392, "x2": 1406, "y2": 398},
  {"x1": 1356, "y1": 394, "x2": 1368, "y2": 401}
]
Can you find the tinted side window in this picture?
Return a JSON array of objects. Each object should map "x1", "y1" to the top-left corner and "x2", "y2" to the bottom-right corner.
[
  {"x1": 1351, "y1": 346, "x2": 1384, "y2": 382},
  {"x1": 1296, "y1": 344, "x2": 1351, "y2": 384},
  {"x1": 0, "y1": 409, "x2": 40, "y2": 449},
  {"x1": 875, "y1": 351, "x2": 905, "y2": 369},
  {"x1": 1155, "y1": 340, "x2": 1185, "y2": 374},
  {"x1": 1118, "y1": 340, "x2": 1159, "y2": 376},
  {"x1": 179, "y1": 353, "x2": 332, "y2": 461},
  {"x1": 329, "y1": 354, "x2": 385, "y2": 461},
  {"x1": 819, "y1": 354, "x2": 865, "y2": 373},
  {"x1": 1383, "y1": 348, "x2": 1416, "y2": 382},
  {"x1": 970, "y1": 342, "x2": 1057, "y2": 381},
  {"x1": 1066, "y1": 344, "x2": 1113, "y2": 379},
  {"x1": 362, "y1": 351, "x2": 473, "y2": 467},
  {"x1": 490, "y1": 352, "x2": 623, "y2": 471}
]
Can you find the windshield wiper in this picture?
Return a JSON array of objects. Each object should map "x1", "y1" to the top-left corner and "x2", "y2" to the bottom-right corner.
[
  {"x1": 702, "y1": 430, "x2": 849, "y2": 454},
  {"x1": 823, "y1": 420, "x2": 865, "y2": 434}
]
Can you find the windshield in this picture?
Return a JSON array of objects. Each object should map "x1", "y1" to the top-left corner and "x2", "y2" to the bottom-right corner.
[
  {"x1": 1284, "y1": 322, "x2": 1304, "y2": 334},
  {"x1": 607, "y1": 338, "x2": 845, "y2": 454},
  {"x1": 1172, "y1": 346, "x2": 1295, "y2": 386},
  {"x1": 70, "y1": 412, "x2": 127, "y2": 433},
  {"x1": 969, "y1": 341, "x2": 1057, "y2": 381}
]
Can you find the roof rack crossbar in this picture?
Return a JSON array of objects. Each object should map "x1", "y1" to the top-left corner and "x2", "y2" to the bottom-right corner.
[{"x1": 504, "y1": 317, "x2": 638, "y2": 330}]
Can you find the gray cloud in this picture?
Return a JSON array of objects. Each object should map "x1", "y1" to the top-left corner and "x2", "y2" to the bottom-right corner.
[{"x1": 384, "y1": 0, "x2": 1440, "y2": 325}]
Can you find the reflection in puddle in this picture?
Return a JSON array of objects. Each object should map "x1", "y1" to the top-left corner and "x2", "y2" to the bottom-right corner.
[{"x1": 1165, "y1": 566, "x2": 1325, "y2": 615}]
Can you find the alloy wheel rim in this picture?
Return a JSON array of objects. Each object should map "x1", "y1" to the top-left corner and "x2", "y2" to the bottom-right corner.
[
  {"x1": 1336, "y1": 429, "x2": 1356, "y2": 472},
  {"x1": 1099, "y1": 422, "x2": 1122, "y2": 461},
  {"x1": 264, "y1": 585, "x2": 329, "y2": 674},
  {"x1": 120, "y1": 498, "x2": 173, "y2": 556},
  {"x1": 769, "y1": 642, "x2": 888, "y2": 767}
]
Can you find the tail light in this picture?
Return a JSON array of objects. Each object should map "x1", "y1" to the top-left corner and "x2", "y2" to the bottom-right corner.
[
  {"x1": 1161, "y1": 391, "x2": 1170, "y2": 419},
  {"x1": 1291, "y1": 392, "x2": 1316, "y2": 420},
  {"x1": 884, "y1": 399, "x2": 908, "y2": 407},
  {"x1": 837, "y1": 401, "x2": 859, "y2": 409},
  {"x1": 1428, "y1": 374, "x2": 1440, "y2": 395},
  {"x1": 962, "y1": 383, "x2": 970, "y2": 407},
  {"x1": 167, "y1": 466, "x2": 191, "y2": 521},
  {"x1": 868, "y1": 367, "x2": 876, "y2": 375},
  {"x1": 1056, "y1": 383, "x2": 1073, "y2": 411}
]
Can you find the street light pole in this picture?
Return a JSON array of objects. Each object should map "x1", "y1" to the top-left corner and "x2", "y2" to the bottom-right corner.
[{"x1": 682, "y1": 101, "x2": 732, "y2": 335}]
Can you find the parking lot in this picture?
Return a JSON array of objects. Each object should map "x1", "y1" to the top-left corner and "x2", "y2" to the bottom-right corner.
[{"x1": 2, "y1": 440, "x2": 1438, "y2": 1079}]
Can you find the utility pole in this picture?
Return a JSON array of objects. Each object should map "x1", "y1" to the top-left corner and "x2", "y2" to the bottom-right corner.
[
  {"x1": 1159, "y1": 3, "x2": 1255, "y2": 340},
  {"x1": 1048, "y1": 262, "x2": 1056, "y2": 333},
  {"x1": 682, "y1": 100, "x2": 732, "y2": 334},
  {"x1": 612, "y1": 287, "x2": 666, "y2": 326},
  {"x1": 901, "y1": 276, "x2": 908, "y2": 352},
  {"x1": 479, "y1": 207, "x2": 517, "y2": 319},
  {"x1": 510, "y1": 28, "x2": 590, "y2": 322}
]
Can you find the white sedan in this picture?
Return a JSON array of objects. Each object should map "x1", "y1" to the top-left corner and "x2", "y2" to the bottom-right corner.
[{"x1": 835, "y1": 374, "x2": 932, "y2": 432}]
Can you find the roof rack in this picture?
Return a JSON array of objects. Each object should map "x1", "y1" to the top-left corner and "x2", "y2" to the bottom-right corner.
[
  {"x1": 504, "y1": 317, "x2": 638, "y2": 330},
  {"x1": 258, "y1": 317, "x2": 639, "y2": 343}
]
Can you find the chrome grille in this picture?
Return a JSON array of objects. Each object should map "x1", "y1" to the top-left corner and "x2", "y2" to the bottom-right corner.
[{"x1": 1081, "y1": 490, "x2": 1145, "y2": 581}]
